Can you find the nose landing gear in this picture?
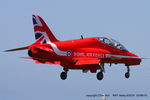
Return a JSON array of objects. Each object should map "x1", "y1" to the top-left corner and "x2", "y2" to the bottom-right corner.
[{"x1": 125, "y1": 65, "x2": 130, "y2": 79}]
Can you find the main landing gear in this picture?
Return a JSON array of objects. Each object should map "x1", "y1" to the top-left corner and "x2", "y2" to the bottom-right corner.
[
  {"x1": 97, "y1": 62, "x2": 104, "y2": 80},
  {"x1": 125, "y1": 65, "x2": 130, "y2": 79},
  {"x1": 60, "y1": 68, "x2": 68, "y2": 80},
  {"x1": 97, "y1": 71, "x2": 103, "y2": 80}
]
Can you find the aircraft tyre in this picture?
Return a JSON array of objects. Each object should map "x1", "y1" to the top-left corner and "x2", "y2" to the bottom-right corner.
[
  {"x1": 97, "y1": 72, "x2": 103, "y2": 80},
  {"x1": 125, "y1": 72, "x2": 130, "y2": 78},
  {"x1": 60, "y1": 72, "x2": 67, "y2": 80}
]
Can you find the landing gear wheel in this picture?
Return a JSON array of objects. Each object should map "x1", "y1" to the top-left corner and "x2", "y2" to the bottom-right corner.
[
  {"x1": 97, "y1": 72, "x2": 103, "y2": 80},
  {"x1": 125, "y1": 72, "x2": 130, "y2": 78},
  {"x1": 60, "y1": 72, "x2": 67, "y2": 80}
]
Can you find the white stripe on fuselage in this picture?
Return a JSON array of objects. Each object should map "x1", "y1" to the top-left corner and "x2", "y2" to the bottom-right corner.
[
  {"x1": 106, "y1": 54, "x2": 139, "y2": 59},
  {"x1": 48, "y1": 43, "x2": 139, "y2": 59},
  {"x1": 49, "y1": 43, "x2": 67, "y2": 56}
]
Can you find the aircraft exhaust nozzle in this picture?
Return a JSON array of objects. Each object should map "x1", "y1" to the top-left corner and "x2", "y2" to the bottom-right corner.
[{"x1": 28, "y1": 50, "x2": 33, "y2": 57}]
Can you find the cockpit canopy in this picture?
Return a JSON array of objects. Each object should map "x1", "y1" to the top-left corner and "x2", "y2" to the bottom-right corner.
[{"x1": 96, "y1": 37, "x2": 128, "y2": 51}]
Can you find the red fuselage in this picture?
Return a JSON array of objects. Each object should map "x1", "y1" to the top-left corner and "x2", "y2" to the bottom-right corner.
[
  {"x1": 29, "y1": 37, "x2": 141, "y2": 73},
  {"x1": 5, "y1": 15, "x2": 142, "y2": 80}
]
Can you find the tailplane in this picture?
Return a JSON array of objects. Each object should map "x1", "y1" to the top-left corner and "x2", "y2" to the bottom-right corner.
[
  {"x1": 4, "y1": 46, "x2": 28, "y2": 52},
  {"x1": 32, "y1": 15, "x2": 59, "y2": 43}
]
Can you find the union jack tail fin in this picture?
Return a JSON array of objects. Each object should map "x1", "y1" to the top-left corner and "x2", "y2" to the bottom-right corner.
[{"x1": 32, "y1": 15, "x2": 59, "y2": 43}]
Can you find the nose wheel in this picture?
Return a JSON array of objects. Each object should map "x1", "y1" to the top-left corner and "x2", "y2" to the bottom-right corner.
[
  {"x1": 125, "y1": 65, "x2": 130, "y2": 79},
  {"x1": 60, "y1": 68, "x2": 68, "y2": 80}
]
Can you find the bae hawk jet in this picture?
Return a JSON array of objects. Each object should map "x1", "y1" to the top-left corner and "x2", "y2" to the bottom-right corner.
[{"x1": 5, "y1": 15, "x2": 142, "y2": 80}]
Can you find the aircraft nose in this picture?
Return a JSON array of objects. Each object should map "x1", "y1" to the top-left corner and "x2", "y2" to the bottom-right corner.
[
  {"x1": 126, "y1": 51, "x2": 142, "y2": 65},
  {"x1": 127, "y1": 52, "x2": 138, "y2": 57}
]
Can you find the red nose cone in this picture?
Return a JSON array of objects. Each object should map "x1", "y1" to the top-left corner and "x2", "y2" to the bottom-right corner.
[
  {"x1": 127, "y1": 52, "x2": 138, "y2": 57},
  {"x1": 125, "y1": 52, "x2": 141, "y2": 65}
]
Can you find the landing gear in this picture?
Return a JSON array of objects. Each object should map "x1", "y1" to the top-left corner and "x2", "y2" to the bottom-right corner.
[
  {"x1": 97, "y1": 72, "x2": 103, "y2": 80},
  {"x1": 60, "y1": 68, "x2": 68, "y2": 80},
  {"x1": 60, "y1": 72, "x2": 67, "y2": 80},
  {"x1": 125, "y1": 65, "x2": 130, "y2": 79},
  {"x1": 97, "y1": 62, "x2": 104, "y2": 80},
  {"x1": 125, "y1": 72, "x2": 130, "y2": 78}
]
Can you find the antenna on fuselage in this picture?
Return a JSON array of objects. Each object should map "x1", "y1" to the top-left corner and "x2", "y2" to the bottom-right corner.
[{"x1": 81, "y1": 35, "x2": 83, "y2": 39}]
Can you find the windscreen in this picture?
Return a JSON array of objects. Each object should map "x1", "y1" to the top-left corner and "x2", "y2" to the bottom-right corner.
[{"x1": 97, "y1": 37, "x2": 128, "y2": 51}]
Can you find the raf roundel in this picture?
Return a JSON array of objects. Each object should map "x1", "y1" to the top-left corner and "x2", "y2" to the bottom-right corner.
[{"x1": 67, "y1": 50, "x2": 72, "y2": 57}]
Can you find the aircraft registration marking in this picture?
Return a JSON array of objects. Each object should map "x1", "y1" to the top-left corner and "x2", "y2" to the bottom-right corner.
[{"x1": 74, "y1": 52, "x2": 105, "y2": 58}]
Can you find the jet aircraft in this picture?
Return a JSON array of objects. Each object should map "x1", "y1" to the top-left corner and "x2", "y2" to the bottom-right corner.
[{"x1": 5, "y1": 15, "x2": 142, "y2": 80}]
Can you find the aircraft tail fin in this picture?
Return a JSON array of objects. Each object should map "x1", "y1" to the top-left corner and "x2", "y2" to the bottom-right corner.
[{"x1": 32, "y1": 15, "x2": 59, "y2": 44}]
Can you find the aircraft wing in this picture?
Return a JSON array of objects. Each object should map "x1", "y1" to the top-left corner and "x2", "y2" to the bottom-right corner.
[
  {"x1": 74, "y1": 58, "x2": 101, "y2": 65},
  {"x1": 35, "y1": 60, "x2": 60, "y2": 65}
]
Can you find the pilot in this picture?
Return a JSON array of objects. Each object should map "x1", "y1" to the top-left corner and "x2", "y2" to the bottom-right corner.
[
  {"x1": 99, "y1": 38, "x2": 104, "y2": 42},
  {"x1": 114, "y1": 43, "x2": 118, "y2": 47}
]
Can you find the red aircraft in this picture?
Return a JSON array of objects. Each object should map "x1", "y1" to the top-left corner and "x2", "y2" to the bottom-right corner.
[{"x1": 5, "y1": 15, "x2": 142, "y2": 80}]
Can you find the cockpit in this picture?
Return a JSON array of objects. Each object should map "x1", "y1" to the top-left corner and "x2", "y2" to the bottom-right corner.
[{"x1": 96, "y1": 37, "x2": 128, "y2": 51}]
